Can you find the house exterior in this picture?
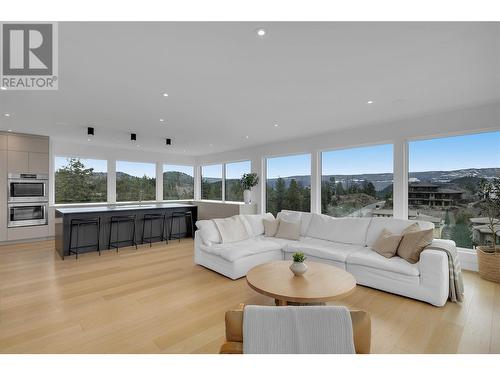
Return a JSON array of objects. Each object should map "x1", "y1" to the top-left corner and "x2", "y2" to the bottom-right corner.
[{"x1": 408, "y1": 183, "x2": 463, "y2": 207}]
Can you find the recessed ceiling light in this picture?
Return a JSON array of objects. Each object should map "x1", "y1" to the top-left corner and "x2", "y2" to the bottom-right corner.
[
  {"x1": 0, "y1": 86, "x2": 7, "y2": 91},
  {"x1": 87, "y1": 138, "x2": 91, "y2": 142},
  {"x1": 137, "y1": 144, "x2": 140, "y2": 148},
  {"x1": 209, "y1": 143, "x2": 213, "y2": 147},
  {"x1": 274, "y1": 123, "x2": 279, "y2": 127},
  {"x1": 162, "y1": 92, "x2": 169, "y2": 97},
  {"x1": 8, "y1": 129, "x2": 12, "y2": 132},
  {"x1": 245, "y1": 135, "x2": 249, "y2": 139},
  {"x1": 367, "y1": 100, "x2": 374, "y2": 104},
  {"x1": 256, "y1": 28, "x2": 267, "y2": 37},
  {"x1": 4, "y1": 113, "x2": 11, "y2": 117},
  {"x1": 159, "y1": 118, "x2": 165, "y2": 122}
]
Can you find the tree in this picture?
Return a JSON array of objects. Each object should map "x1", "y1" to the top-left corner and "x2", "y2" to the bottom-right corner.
[
  {"x1": 274, "y1": 177, "x2": 286, "y2": 213},
  {"x1": 55, "y1": 158, "x2": 106, "y2": 203},
  {"x1": 336, "y1": 182, "x2": 345, "y2": 197},
  {"x1": 362, "y1": 181, "x2": 376, "y2": 197},
  {"x1": 285, "y1": 179, "x2": 301, "y2": 211}
]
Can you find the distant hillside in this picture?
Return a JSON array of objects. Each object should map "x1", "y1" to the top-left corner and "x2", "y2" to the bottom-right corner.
[{"x1": 266, "y1": 168, "x2": 498, "y2": 192}]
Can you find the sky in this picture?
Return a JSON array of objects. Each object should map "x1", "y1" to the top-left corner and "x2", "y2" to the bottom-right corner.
[
  {"x1": 409, "y1": 131, "x2": 500, "y2": 172},
  {"x1": 116, "y1": 161, "x2": 156, "y2": 178},
  {"x1": 322, "y1": 144, "x2": 393, "y2": 175},
  {"x1": 267, "y1": 154, "x2": 311, "y2": 179},
  {"x1": 55, "y1": 157, "x2": 107, "y2": 173}
]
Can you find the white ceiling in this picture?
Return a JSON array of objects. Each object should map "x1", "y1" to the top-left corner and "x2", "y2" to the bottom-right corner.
[{"x1": 0, "y1": 22, "x2": 499, "y2": 156}]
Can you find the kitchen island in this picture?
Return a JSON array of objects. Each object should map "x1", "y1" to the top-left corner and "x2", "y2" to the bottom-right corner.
[{"x1": 55, "y1": 203, "x2": 197, "y2": 258}]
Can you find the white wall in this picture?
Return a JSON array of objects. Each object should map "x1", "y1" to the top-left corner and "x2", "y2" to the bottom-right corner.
[{"x1": 195, "y1": 102, "x2": 500, "y2": 214}]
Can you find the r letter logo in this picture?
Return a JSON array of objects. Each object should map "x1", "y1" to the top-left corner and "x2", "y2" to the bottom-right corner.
[{"x1": 1, "y1": 22, "x2": 58, "y2": 90}]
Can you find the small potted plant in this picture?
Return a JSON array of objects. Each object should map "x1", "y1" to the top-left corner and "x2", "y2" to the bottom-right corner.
[
  {"x1": 240, "y1": 172, "x2": 259, "y2": 204},
  {"x1": 290, "y1": 252, "x2": 308, "y2": 276},
  {"x1": 476, "y1": 178, "x2": 500, "y2": 283}
]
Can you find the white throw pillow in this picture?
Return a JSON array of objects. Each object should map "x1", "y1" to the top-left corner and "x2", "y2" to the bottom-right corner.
[
  {"x1": 195, "y1": 220, "x2": 222, "y2": 246},
  {"x1": 241, "y1": 213, "x2": 275, "y2": 236},
  {"x1": 277, "y1": 210, "x2": 313, "y2": 236},
  {"x1": 365, "y1": 217, "x2": 435, "y2": 248},
  {"x1": 213, "y1": 215, "x2": 250, "y2": 244},
  {"x1": 275, "y1": 219, "x2": 301, "y2": 241}
]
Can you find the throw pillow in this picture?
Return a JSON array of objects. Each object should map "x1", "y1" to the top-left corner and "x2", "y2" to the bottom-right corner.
[
  {"x1": 402, "y1": 222, "x2": 420, "y2": 234},
  {"x1": 263, "y1": 218, "x2": 280, "y2": 237},
  {"x1": 213, "y1": 216, "x2": 249, "y2": 244},
  {"x1": 397, "y1": 228, "x2": 433, "y2": 264},
  {"x1": 372, "y1": 229, "x2": 403, "y2": 258},
  {"x1": 275, "y1": 219, "x2": 300, "y2": 241}
]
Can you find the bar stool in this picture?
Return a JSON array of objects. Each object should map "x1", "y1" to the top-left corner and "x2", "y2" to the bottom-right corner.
[
  {"x1": 108, "y1": 214, "x2": 137, "y2": 252},
  {"x1": 169, "y1": 211, "x2": 194, "y2": 242},
  {"x1": 142, "y1": 213, "x2": 166, "y2": 247},
  {"x1": 67, "y1": 217, "x2": 101, "y2": 260}
]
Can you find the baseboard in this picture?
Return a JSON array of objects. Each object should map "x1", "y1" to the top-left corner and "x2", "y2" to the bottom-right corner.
[{"x1": 0, "y1": 236, "x2": 55, "y2": 246}]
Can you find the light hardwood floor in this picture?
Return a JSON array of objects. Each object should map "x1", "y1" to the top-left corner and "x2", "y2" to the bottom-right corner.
[{"x1": 0, "y1": 239, "x2": 499, "y2": 354}]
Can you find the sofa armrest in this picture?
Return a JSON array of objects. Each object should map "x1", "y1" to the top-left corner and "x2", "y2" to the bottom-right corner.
[{"x1": 418, "y1": 245, "x2": 450, "y2": 306}]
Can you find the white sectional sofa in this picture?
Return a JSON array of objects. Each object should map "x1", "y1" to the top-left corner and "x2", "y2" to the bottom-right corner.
[{"x1": 194, "y1": 210, "x2": 452, "y2": 306}]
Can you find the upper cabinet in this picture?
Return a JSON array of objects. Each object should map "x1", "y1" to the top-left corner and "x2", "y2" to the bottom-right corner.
[
  {"x1": 7, "y1": 134, "x2": 49, "y2": 153},
  {"x1": 1, "y1": 133, "x2": 49, "y2": 174}
]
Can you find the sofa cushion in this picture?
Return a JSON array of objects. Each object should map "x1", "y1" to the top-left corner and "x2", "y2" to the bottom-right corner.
[
  {"x1": 366, "y1": 217, "x2": 434, "y2": 248},
  {"x1": 213, "y1": 216, "x2": 250, "y2": 244},
  {"x1": 397, "y1": 227, "x2": 433, "y2": 264},
  {"x1": 306, "y1": 214, "x2": 371, "y2": 246},
  {"x1": 284, "y1": 238, "x2": 365, "y2": 263},
  {"x1": 346, "y1": 248, "x2": 420, "y2": 276},
  {"x1": 275, "y1": 219, "x2": 301, "y2": 241},
  {"x1": 277, "y1": 210, "x2": 313, "y2": 236},
  {"x1": 242, "y1": 213, "x2": 275, "y2": 236},
  {"x1": 263, "y1": 218, "x2": 280, "y2": 237},
  {"x1": 200, "y1": 237, "x2": 285, "y2": 262},
  {"x1": 372, "y1": 229, "x2": 402, "y2": 258},
  {"x1": 195, "y1": 219, "x2": 222, "y2": 246}
]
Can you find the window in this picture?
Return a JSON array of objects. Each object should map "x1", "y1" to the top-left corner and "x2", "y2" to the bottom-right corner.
[
  {"x1": 409, "y1": 131, "x2": 500, "y2": 249},
  {"x1": 266, "y1": 154, "x2": 311, "y2": 216},
  {"x1": 55, "y1": 157, "x2": 107, "y2": 204},
  {"x1": 116, "y1": 161, "x2": 156, "y2": 202},
  {"x1": 201, "y1": 164, "x2": 222, "y2": 200},
  {"x1": 225, "y1": 160, "x2": 251, "y2": 202},
  {"x1": 321, "y1": 144, "x2": 394, "y2": 217},
  {"x1": 163, "y1": 164, "x2": 194, "y2": 200}
]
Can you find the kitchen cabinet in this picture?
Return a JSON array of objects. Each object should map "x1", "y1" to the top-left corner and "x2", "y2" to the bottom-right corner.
[
  {"x1": 7, "y1": 134, "x2": 49, "y2": 153},
  {"x1": 7, "y1": 150, "x2": 29, "y2": 173},
  {"x1": 28, "y1": 152, "x2": 50, "y2": 173}
]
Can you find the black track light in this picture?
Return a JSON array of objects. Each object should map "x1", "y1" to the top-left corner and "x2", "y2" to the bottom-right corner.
[
  {"x1": 166, "y1": 138, "x2": 172, "y2": 145},
  {"x1": 87, "y1": 127, "x2": 94, "y2": 136},
  {"x1": 131, "y1": 133, "x2": 136, "y2": 141}
]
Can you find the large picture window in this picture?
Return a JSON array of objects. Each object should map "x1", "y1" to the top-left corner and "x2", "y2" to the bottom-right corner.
[
  {"x1": 225, "y1": 160, "x2": 251, "y2": 202},
  {"x1": 266, "y1": 154, "x2": 311, "y2": 216},
  {"x1": 163, "y1": 164, "x2": 194, "y2": 200},
  {"x1": 201, "y1": 164, "x2": 222, "y2": 200},
  {"x1": 409, "y1": 131, "x2": 500, "y2": 249},
  {"x1": 55, "y1": 157, "x2": 107, "y2": 204},
  {"x1": 321, "y1": 144, "x2": 394, "y2": 217},
  {"x1": 116, "y1": 161, "x2": 156, "y2": 202}
]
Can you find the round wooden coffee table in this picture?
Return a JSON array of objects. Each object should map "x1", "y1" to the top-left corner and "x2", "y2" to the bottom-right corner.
[{"x1": 246, "y1": 261, "x2": 356, "y2": 306}]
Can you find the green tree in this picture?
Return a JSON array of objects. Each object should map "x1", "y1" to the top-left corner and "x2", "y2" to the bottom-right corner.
[
  {"x1": 285, "y1": 179, "x2": 301, "y2": 211},
  {"x1": 362, "y1": 181, "x2": 376, "y2": 197},
  {"x1": 274, "y1": 177, "x2": 286, "y2": 213}
]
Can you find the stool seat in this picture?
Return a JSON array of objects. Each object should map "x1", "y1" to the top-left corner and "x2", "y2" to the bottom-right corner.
[
  {"x1": 168, "y1": 211, "x2": 194, "y2": 243},
  {"x1": 67, "y1": 217, "x2": 101, "y2": 259},
  {"x1": 109, "y1": 215, "x2": 137, "y2": 251},
  {"x1": 142, "y1": 213, "x2": 166, "y2": 247}
]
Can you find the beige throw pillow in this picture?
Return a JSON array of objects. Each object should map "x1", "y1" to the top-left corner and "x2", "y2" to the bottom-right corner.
[
  {"x1": 275, "y1": 219, "x2": 301, "y2": 241},
  {"x1": 372, "y1": 229, "x2": 403, "y2": 258},
  {"x1": 397, "y1": 227, "x2": 433, "y2": 264},
  {"x1": 263, "y1": 218, "x2": 280, "y2": 237}
]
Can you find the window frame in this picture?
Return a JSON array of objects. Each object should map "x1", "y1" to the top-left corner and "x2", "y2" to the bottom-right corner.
[{"x1": 115, "y1": 160, "x2": 157, "y2": 203}]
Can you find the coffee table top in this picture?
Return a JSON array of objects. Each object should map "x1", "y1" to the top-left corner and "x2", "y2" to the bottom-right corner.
[{"x1": 246, "y1": 261, "x2": 356, "y2": 303}]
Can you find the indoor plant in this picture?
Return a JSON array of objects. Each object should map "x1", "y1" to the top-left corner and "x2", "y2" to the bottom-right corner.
[
  {"x1": 240, "y1": 172, "x2": 259, "y2": 204},
  {"x1": 290, "y1": 252, "x2": 308, "y2": 276},
  {"x1": 476, "y1": 178, "x2": 500, "y2": 283}
]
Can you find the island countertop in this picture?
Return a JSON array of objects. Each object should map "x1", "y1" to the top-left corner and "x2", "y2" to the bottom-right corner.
[{"x1": 55, "y1": 203, "x2": 196, "y2": 215}]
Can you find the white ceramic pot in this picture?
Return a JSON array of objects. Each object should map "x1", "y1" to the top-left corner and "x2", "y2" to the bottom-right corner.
[
  {"x1": 290, "y1": 261, "x2": 308, "y2": 276},
  {"x1": 243, "y1": 189, "x2": 252, "y2": 204}
]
